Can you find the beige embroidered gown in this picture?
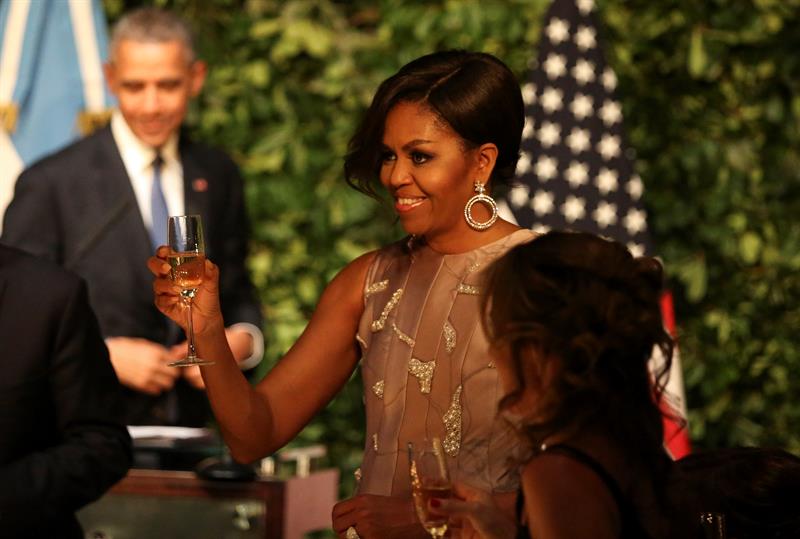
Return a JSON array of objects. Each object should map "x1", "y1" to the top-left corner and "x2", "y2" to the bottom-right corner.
[{"x1": 356, "y1": 229, "x2": 537, "y2": 496}]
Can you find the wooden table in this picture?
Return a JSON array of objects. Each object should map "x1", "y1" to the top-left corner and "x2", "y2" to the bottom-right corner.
[{"x1": 78, "y1": 468, "x2": 339, "y2": 539}]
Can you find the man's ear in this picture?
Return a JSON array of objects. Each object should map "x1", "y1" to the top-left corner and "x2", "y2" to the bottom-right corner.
[
  {"x1": 189, "y1": 60, "x2": 207, "y2": 97},
  {"x1": 103, "y1": 62, "x2": 118, "y2": 95}
]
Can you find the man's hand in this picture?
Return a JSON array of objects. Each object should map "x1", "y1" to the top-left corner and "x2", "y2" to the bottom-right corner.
[
  {"x1": 106, "y1": 337, "x2": 179, "y2": 395},
  {"x1": 332, "y1": 494, "x2": 428, "y2": 539},
  {"x1": 225, "y1": 327, "x2": 254, "y2": 363},
  {"x1": 169, "y1": 326, "x2": 254, "y2": 390}
]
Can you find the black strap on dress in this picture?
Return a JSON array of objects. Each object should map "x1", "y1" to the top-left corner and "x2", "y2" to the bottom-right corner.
[{"x1": 515, "y1": 444, "x2": 653, "y2": 538}]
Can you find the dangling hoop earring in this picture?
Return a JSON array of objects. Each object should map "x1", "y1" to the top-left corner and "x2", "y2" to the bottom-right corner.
[{"x1": 464, "y1": 181, "x2": 498, "y2": 231}]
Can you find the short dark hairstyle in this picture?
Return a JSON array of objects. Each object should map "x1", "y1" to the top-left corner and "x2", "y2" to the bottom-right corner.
[
  {"x1": 110, "y1": 7, "x2": 196, "y2": 64},
  {"x1": 483, "y1": 231, "x2": 675, "y2": 472},
  {"x1": 344, "y1": 50, "x2": 524, "y2": 197}
]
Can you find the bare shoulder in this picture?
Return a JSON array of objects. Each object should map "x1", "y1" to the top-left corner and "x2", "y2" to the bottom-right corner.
[
  {"x1": 521, "y1": 454, "x2": 620, "y2": 539},
  {"x1": 316, "y1": 250, "x2": 378, "y2": 317}
]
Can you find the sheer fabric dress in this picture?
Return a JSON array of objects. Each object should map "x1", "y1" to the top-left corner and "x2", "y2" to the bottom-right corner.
[{"x1": 355, "y1": 229, "x2": 536, "y2": 496}]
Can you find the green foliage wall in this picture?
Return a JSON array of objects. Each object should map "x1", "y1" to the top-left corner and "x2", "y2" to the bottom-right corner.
[{"x1": 105, "y1": 0, "x2": 800, "y2": 481}]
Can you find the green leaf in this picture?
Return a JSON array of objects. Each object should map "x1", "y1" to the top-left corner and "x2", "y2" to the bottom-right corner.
[{"x1": 739, "y1": 232, "x2": 762, "y2": 265}]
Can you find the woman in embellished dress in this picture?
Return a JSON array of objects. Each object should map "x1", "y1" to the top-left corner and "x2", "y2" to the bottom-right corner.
[{"x1": 149, "y1": 50, "x2": 535, "y2": 538}]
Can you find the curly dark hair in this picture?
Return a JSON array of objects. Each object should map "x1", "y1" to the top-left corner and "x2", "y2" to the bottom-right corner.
[
  {"x1": 344, "y1": 50, "x2": 524, "y2": 197},
  {"x1": 483, "y1": 231, "x2": 676, "y2": 473}
]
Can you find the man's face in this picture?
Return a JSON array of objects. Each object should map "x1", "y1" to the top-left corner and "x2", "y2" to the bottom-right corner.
[{"x1": 104, "y1": 39, "x2": 206, "y2": 148}]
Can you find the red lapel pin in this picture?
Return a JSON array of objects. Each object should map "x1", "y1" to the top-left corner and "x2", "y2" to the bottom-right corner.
[{"x1": 192, "y1": 178, "x2": 208, "y2": 192}]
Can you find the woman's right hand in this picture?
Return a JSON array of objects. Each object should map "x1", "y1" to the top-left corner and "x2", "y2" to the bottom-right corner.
[
  {"x1": 147, "y1": 246, "x2": 224, "y2": 337},
  {"x1": 429, "y1": 482, "x2": 518, "y2": 539}
]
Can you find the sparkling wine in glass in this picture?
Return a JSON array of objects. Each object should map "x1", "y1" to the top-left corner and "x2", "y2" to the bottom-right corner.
[
  {"x1": 167, "y1": 215, "x2": 215, "y2": 367},
  {"x1": 409, "y1": 438, "x2": 452, "y2": 538}
]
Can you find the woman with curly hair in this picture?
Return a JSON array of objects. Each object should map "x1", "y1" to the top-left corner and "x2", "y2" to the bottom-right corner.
[{"x1": 433, "y1": 231, "x2": 676, "y2": 539}]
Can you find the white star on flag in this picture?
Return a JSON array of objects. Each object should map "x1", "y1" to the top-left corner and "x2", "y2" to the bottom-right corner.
[
  {"x1": 599, "y1": 99, "x2": 622, "y2": 126},
  {"x1": 570, "y1": 93, "x2": 594, "y2": 120},
  {"x1": 602, "y1": 67, "x2": 617, "y2": 91},
  {"x1": 572, "y1": 59, "x2": 596, "y2": 85},
  {"x1": 592, "y1": 201, "x2": 618, "y2": 228},
  {"x1": 534, "y1": 155, "x2": 558, "y2": 181},
  {"x1": 623, "y1": 208, "x2": 647, "y2": 235},
  {"x1": 509, "y1": 184, "x2": 530, "y2": 208},
  {"x1": 565, "y1": 160, "x2": 589, "y2": 187},
  {"x1": 540, "y1": 87, "x2": 564, "y2": 113},
  {"x1": 522, "y1": 83, "x2": 537, "y2": 106},
  {"x1": 597, "y1": 134, "x2": 621, "y2": 160},
  {"x1": 531, "y1": 189, "x2": 555, "y2": 216},
  {"x1": 543, "y1": 53, "x2": 568, "y2": 79},
  {"x1": 522, "y1": 117, "x2": 535, "y2": 140},
  {"x1": 575, "y1": 26, "x2": 597, "y2": 51},
  {"x1": 515, "y1": 151, "x2": 532, "y2": 175},
  {"x1": 595, "y1": 167, "x2": 618, "y2": 194},
  {"x1": 545, "y1": 18, "x2": 570, "y2": 44},
  {"x1": 566, "y1": 127, "x2": 591, "y2": 154},
  {"x1": 562, "y1": 195, "x2": 586, "y2": 223},
  {"x1": 538, "y1": 122, "x2": 561, "y2": 147},
  {"x1": 627, "y1": 175, "x2": 644, "y2": 200},
  {"x1": 577, "y1": 0, "x2": 595, "y2": 15}
]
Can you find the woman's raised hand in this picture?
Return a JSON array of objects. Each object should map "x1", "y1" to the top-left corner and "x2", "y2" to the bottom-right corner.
[{"x1": 148, "y1": 246, "x2": 224, "y2": 337}]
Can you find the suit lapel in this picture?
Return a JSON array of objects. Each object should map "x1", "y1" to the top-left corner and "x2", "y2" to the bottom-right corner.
[
  {"x1": 0, "y1": 249, "x2": 12, "y2": 346},
  {"x1": 180, "y1": 138, "x2": 212, "y2": 222},
  {"x1": 67, "y1": 128, "x2": 153, "y2": 283}
]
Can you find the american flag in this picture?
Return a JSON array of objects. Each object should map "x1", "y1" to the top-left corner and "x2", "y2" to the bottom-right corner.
[
  {"x1": 502, "y1": 0, "x2": 691, "y2": 459},
  {"x1": 504, "y1": 0, "x2": 651, "y2": 257}
]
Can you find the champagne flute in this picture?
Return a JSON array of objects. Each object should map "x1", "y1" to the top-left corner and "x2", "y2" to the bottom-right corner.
[
  {"x1": 166, "y1": 215, "x2": 215, "y2": 367},
  {"x1": 409, "y1": 438, "x2": 452, "y2": 538}
]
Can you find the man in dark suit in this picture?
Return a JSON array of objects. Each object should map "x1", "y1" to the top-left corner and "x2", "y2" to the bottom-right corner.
[
  {"x1": 0, "y1": 244, "x2": 131, "y2": 538},
  {"x1": 1, "y1": 7, "x2": 263, "y2": 427}
]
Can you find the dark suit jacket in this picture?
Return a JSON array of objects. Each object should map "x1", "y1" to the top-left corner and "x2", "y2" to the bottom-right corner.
[
  {"x1": 0, "y1": 245, "x2": 131, "y2": 538},
  {"x1": 1, "y1": 126, "x2": 262, "y2": 426}
]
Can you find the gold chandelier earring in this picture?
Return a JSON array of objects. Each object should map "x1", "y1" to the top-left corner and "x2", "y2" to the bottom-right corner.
[{"x1": 464, "y1": 181, "x2": 498, "y2": 231}]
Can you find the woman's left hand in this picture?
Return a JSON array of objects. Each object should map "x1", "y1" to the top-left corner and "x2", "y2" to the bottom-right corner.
[{"x1": 332, "y1": 494, "x2": 427, "y2": 539}]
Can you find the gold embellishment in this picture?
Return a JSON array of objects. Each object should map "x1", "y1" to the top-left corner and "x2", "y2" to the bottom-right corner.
[
  {"x1": 443, "y1": 321, "x2": 456, "y2": 353},
  {"x1": 456, "y1": 283, "x2": 480, "y2": 295},
  {"x1": 371, "y1": 288, "x2": 403, "y2": 332},
  {"x1": 356, "y1": 334, "x2": 367, "y2": 350},
  {"x1": 354, "y1": 467, "x2": 362, "y2": 483},
  {"x1": 77, "y1": 109, "x2": 112, "y2": 135},
  {"x1": 0, "y1": 102, "x2": 18, "y2": 132},
  {"x1": 443, "y1": 386, "x2": 463, "y2": 457},
  {"x1": 372, "y1": 380, "x2": 385, "y2": 399},
  {"x1": 467, "y1": 261, "x2": 481, "y2": 273},
  {"x1": 487, "y1": 360, "x2": 496, "y2": 369},
  {"x1": 408, "y1": 358, "x2": 436, "y2": 394},
  {"x1": 372, "y1": 433, "x2": 379, "y2": 451},
  {"x1": 392, "y1": 322, "x2": 415, "y2": 347},
  {"x1": 365, "y1": 279, "x2": 389, "y2": 298}
]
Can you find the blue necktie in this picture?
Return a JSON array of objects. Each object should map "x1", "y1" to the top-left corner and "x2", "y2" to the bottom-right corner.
[{"x1": 149, "y1": 153, "x2": 168, "y2": 250}]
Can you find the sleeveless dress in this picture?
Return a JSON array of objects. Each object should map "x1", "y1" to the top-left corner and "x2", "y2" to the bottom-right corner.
[
  {"x1": 516, "y1": 445, "x2": 654, "y2": 539},
  {"x1": 355, "y1": 229, "x2": 537, "y2": 496}
]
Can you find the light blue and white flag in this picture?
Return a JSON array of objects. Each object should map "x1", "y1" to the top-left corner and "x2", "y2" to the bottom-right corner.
[{"x1": 0, "y1": 0, "x2": 114, "y2": 230}]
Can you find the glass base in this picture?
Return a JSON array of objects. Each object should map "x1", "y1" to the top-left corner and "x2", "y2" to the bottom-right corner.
[{"x1": 167, "y1": 357, "x2": 216, "y2": 368}]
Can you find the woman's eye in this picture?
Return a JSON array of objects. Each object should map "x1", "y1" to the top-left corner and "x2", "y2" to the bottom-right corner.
[
  {"x1": 411, "y1": 152, "x2": 430, "y2": 165},
  {"x1": 381, "y1": 151, "x2": 396, "y2": 163}
]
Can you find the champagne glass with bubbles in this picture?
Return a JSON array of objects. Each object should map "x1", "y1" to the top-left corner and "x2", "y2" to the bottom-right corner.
[
  {"x1": 167, "y1": 215, "x2": 215, "y2": 367},
  {"x1": 409, "y1": 438, "x2": 452, "y2": 538}
]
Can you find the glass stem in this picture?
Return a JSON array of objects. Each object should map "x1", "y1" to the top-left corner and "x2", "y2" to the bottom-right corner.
[{"x1": 186, "y1": 297, "x2": 197, "y2": 359}]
